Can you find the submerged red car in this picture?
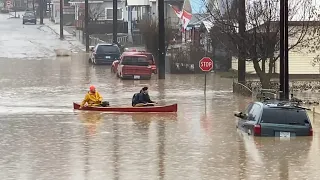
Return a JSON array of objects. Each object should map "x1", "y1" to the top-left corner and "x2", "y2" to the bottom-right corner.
[
  {"x1": 111, "y1": 51, "x2": 157, "y2": 74},
  {"x1": 116, "y1": 54, "x2": 152, "y2": 80}
]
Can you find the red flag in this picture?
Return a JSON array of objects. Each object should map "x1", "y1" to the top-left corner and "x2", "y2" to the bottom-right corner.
[
  {"x1": 168, "y1": 4, "x2": 182, "y2": 18},
  {"x1": 181, "y1": 10, "x2": 192, "y2": 30}
]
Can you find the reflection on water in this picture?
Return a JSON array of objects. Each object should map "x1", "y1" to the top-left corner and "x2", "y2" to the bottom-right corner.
[{"x1": 0, "y1": 54, "x2": 320, "y2": 179}]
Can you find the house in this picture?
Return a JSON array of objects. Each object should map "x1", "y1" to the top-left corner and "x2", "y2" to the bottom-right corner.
[
  {"x1": 231, "y1": 21, "x2": 320, "y2": 75},
  {"x1": 50, "y1": 0, "x2": 75, "y2": 25},
  {"x1": 69, "y1": 0, "x2": 127, "y2": 22}
]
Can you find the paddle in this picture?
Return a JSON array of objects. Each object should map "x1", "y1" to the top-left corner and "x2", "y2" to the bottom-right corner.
[{"x1": 143, "y1": 102, "x2": 158, "y2": 106}]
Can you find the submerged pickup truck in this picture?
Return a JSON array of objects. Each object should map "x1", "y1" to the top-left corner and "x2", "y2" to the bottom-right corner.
[
  {"x1": 116, "y1": 54, "x2": 152, "y2": 80},
  {"x1": 112, "y1": 51, "x2": 157, "y2": 74}
]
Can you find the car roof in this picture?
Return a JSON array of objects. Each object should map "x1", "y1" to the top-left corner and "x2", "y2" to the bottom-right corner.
[
  {"x1": 255, "y1": 100, "x2": 308, "y2": 111},
  {"x1": 97, "y1": 43, "x2": 117, "y2": 46},
  {"x1": 122, "y1": 51, "x2": 152, "y2": 54},
  {"x1": 122, "y1": 52, "x2": 139, "y2": 55},
  {"x1": 122, "y1": 54, "x2": 147, "y2": 57}
]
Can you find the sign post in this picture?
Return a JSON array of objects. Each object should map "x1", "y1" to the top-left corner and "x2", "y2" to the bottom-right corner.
[{"x1": 199, "y1": 57, "x2": 214, "y2": 93}]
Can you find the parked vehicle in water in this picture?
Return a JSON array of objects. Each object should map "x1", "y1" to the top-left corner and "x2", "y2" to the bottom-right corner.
[
  {"x1": 89, "y1": 43, "x2": 120, "y2": 65},
  {"x1": 116, "y1": 54, "x2": 152, "y2": 80},
  {"x1": 235, "y1": 100, "x2": 313, "y2": 137},
  {"x1": 22, "y1": 11, "x2": 36, "y2": 24},
  {"x1": 111, "y1": 50, "x2": 157, "y2": 74}
]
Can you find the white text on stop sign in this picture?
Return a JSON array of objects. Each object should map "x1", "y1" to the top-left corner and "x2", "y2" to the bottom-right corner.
[{"x1": 201, "y1": 61, "x2": 212, "y2": 67}]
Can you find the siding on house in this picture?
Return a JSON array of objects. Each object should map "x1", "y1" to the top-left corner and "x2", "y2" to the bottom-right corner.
[
  {"x1": 99, "y1": 1, "x2": 127, "y2": 21},
  {"x1": 232, "y1": 52, "x2": 320, "y2": 75},
  {"x1": 231, "y1": 28, "x2": 320, "y2": 75}
]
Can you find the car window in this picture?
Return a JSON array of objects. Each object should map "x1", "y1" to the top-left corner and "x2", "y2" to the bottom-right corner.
[
  {"x1": 248, "y1": 104, "x2": 262, "y2": 121},
  {"x1": 24, "y1": 12, "x2": 35, "y2": 17},
  {"x1": 244, "y1": 103, "x2": 253, "y2": 114},
  {"x1": 96, "y1": 45, "x2": 120, "y2": 54},
  {"x1": 139, "y1": 54, "x2": 154, "y2": 64},
  {"x1": 284, "y1": 109, "x2": 310, "y2": 125},
  {"x1": 121, "y1": 56, "x2": 149, "y2": 66},
  {"x1": 261, "y1": 108, "x2": 309, "y2": 125}
]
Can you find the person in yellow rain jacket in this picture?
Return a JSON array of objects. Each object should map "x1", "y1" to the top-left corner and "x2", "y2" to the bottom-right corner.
[{"x1": 80, "y1": 85, "x2": 109, "y2": 108}]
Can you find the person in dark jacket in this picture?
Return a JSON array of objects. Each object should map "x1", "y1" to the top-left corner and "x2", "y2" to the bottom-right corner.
[{"x1": 132, "y1": 87, "x2": 156, "y2": 107}]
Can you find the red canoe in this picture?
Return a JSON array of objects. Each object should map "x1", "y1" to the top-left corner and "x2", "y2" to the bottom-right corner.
[{"x1": 73, "y1": 102, "x2": 177, "y2": 112}]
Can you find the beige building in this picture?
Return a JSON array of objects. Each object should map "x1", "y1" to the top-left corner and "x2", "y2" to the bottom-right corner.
[{"x1": 231, "y1": 22, "x2": 320, "y2": 75}]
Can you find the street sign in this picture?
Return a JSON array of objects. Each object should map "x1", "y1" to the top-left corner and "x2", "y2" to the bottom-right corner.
[
  {"x1": 199, "y1": 57, "x2": 213, "y2": 72},
  {"x1": 199, "y1": 57, "x2": 213, "y2": 94},
  {"x1": 6, "y1": 0, "x2": 12, "y2": 8}
]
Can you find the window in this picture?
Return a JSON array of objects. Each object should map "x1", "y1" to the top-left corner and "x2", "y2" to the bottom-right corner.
[
  {"x1": 105, "y1": 8, "x2": 123, "y2": 20},
  {"x1": 96, "y1": 45, "x2": 120, "y2": 54},
  {"x1": 244, "y1": 103, "x2": 253, "y2": 114},
  {"x1": 121, "y1": 56, "x2": 149, "y2": 66},
  {"x1": 138, "y1": 53, "x2": 154, "y2": 65},
  {"x1": 248, "y1": 104, "x2": 262, "y2": 121},
  {"x1": 261, "y1": 108, "x2": 309, "y2": 125},
  {"x1": 24, "y1": 12, "x2": 35, "y2": 17}
]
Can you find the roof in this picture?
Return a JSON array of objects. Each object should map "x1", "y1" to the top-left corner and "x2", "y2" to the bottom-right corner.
[
  {"x1": 97, "y1": 43, "x2": 117, "y2": 46},
  {"x1": 122, "y1": 51, "x2": 152, "y2": 54},
  {"x1": 255, "y1": 100, "x2": 309, "y2": 110},
  {"x1": 122, "y1": 54, "x2": 148, "y2": 57},
  {"x1": 187, "y1": 13, "x2": 210, "y2": 27},
  {"x1": 247, "y1": 21, "x2": 320, "y2": 33},
  {"x1": 126, "y1": 0, "x2": 150, "y2": 6}
]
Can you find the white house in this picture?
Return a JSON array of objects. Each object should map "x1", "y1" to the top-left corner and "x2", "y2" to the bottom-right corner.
[{"x1": 69, "y1": 0, "x2": 127, "y2": 22}]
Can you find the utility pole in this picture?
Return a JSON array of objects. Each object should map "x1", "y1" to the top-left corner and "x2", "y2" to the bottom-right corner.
[
  {"x1": 85, "y1": 0, "x2": 89, "y2": 52},
  {"x1": 279, "y1": 0, "x2": 284, "y2": 99},
  {"x1": 284, "y1": 0, "x2": 289, "y2": 99},
  {"x1": 279, "y1": 0, "x2": 289, "y2": 99},
  {"x1": 59, "y1": 0, "x2": 63, "y2": 39},
  {"x1": 238, "y1": 0, "x2": 246, "y2": 84},
  {"x1": 112, "y1": 0, "x2": 117, "y2": 43},
  {"x1": 40, "y1": 0, "x2": 43, "y2": 24},
  {"x1": 158, "y1": 0, "x2": 165, "y2": 79}
]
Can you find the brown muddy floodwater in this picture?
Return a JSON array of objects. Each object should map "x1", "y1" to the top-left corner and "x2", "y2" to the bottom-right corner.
[{"x1": 0, "y1": 54, "x2": 320, "y2": 180}]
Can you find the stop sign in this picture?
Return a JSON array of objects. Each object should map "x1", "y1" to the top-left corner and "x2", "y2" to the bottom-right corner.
[{"x1": 199, "y1": 57, "x2": 213, "y2": 72}]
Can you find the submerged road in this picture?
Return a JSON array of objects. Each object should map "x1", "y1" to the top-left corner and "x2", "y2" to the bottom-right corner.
[{"x1": 1, "y1": 14, "x2": 320, "y2": 180}]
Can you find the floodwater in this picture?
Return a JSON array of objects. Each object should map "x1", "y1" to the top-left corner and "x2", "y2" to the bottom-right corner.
[
  {"x1": 2, "y1": 13, "x2": 320, "y2": 180},
  {"x1": 1, "y1": 54, "x2": 320, "y2": 180}
]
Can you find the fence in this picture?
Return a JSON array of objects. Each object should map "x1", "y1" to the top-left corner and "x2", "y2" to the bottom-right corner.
[{"x1": 89, "y1": 35, "x2": 128, "y2": 46}]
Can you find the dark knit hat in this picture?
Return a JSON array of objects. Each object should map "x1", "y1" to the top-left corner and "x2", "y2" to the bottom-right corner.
[{"x1": 142, "y1": 87, "x2": 148, "y2": 91}]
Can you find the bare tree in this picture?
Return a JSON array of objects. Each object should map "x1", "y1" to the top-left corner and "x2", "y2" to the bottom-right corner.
[
  {"x1": 203, "y1": 0, "x2": 320, "y2": 88},
  {"x1": 138, "y1": 19, "x2": 176, "y2": 64},
  {"x1": 89, "y1": 4, "x2": 105, "y2": 21}
]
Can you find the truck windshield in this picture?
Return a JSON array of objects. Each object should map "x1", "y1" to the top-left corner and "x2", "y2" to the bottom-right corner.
[
  {"x1": 121, "y1": 56, "x2": 149, "y2": 66},
  {"x1": 261, "y1": 108, "x2": 310, "y2": 125}
]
